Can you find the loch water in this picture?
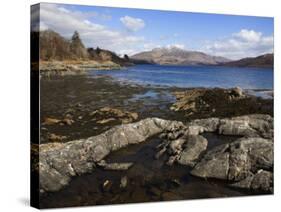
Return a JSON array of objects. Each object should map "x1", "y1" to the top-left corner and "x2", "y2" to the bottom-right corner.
[{"x1": 91, "y1": 64, "x2": 273, "y2": 90}]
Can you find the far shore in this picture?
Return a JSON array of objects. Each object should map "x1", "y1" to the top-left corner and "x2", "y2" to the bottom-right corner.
[
  {"x1": 38, "y1": 60, "x2": 125, "y2": 76},
  {"x1": 36, "y1": 58, "x2": 274, "y2": 77}
]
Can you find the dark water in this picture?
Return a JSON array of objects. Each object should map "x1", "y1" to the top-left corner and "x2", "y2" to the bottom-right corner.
[{"x1": 91, "y1": 64, "x2": 273, "y2": 89}]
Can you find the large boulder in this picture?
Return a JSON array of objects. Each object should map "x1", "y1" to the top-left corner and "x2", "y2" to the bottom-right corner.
[
  {"x1": 190, "y1": 143, "x2": 230, "y2": 179},
  {"x1": 218, "y1": 114, "x2": 273, "y2": 138},
  {"x1": 187, "y1": 114, "x2": 273, "y2": 139},
  {"x1": 191, "y1": 137, "x2": 273, "y2": 192}
]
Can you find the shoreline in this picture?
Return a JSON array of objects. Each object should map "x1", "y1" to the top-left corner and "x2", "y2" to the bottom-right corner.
[
  {"x1": 38, "y1": 61, "x2": 125, "y2": 76},
  {"x1": 39, "y1": 74, "x2": 273, "y2": 143},
  {"x1": 91, "y1": 73, "x2": 274, "y2": 100}
]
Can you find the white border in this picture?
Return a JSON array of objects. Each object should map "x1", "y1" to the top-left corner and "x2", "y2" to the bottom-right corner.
[{"x1": 0, "y1": 0, "x2": 280, "y2": 211}]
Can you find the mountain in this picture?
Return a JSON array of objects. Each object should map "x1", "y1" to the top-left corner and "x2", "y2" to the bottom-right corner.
[
  {"x1": 222, "y1": 54, "x2": 273, "y2": 68},
  {"x1": 131, "y1": 47, "x2": 231, "y2": 65},
  {"x1": 38, "y1": 30, "x2": 131, "y2": 66}
]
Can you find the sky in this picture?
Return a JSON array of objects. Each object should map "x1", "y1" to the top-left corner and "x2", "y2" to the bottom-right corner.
[{"x1": 35, "y1": 3, "x2": 274, "y2": 60}]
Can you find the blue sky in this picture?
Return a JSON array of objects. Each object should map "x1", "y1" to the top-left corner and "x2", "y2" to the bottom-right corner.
[{"x1": 37, "y1": 3, "x2": 274, "y2": 59}]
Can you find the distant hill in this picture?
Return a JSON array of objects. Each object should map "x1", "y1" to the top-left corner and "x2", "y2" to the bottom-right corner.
[
  {"x1": 37, "y1": 30, "x2": 273, "y2": 69},
  {"x1": 131, "y1": 47, "x2": 231, "y2": 65},
  {"x1": 38, "y1": 30, "x2": 131, "y2": 66},
  {"x1": 222, "y1": 54, "x2": 273, "y2": 68}
]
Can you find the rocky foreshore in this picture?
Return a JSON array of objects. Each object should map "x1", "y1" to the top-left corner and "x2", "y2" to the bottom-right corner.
[
  {"x1": 38, "y1": 114, "x2": 273, "y2": 194},
  {"x1": 37, "y1": 75, "x2": 274, "y2": 207},
  {"x1": 39, "y1": 61, "x2": 122, "y2": 76}
]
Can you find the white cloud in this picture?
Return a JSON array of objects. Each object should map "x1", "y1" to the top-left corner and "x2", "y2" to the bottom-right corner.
[
  {"x1": 39, "y1": 3, "x2": 145, "y2": 55},
  {"x1": 36, "y1": 5, "x2": 273, "y2": 59},
  {"x1": 233, "y1": 29, "x2": 262, "y2": 42},
  {"x1": 120, "y1": 16, "x2": 145, "y2": 32},
  {"x1": 39, "y1": 21, "x2": 49, "y2": 31},
  {"x1": 203, "y1": 29, "x2": 273, "y2": 59},
  {"x1": 166, "y1": 43, "x2": 185, "y2": 49},
  {"x1": 57, "y1": 7, "x2": 70, "y2": 13}
]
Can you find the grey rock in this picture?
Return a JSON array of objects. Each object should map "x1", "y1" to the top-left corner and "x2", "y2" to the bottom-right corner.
[
  {"x1": 188, "y1": 118, "x2": 220, "y2": 133},
  {"x1": 38, "y1": 114, "x2": 273, "y2": 193},
  {"x1": 231, "y1": 170, "x2": 273, "y2": 192},
  {"x1": 156, "y1": 134, "x2": 208, "y2": 167},
  {"x1": 98, "y1": 160, "x2": 133, "y2": 170},
  {"x1": 251, "y1": 170, "x2": 273, "y2": 192},
  {"x1": 39, "y1": 118, "x2": 184, "y2": 192},
  {"x1": 191, "y1": 149, "x2": 230, "y2": 179},
  {"x1": 169, "y1": 138, "x2": 186, "y2": 154},
  {"x1": 228, "y1": 147, "x2": 251, "y2": 181},
  {"x1": 187, "y1": 114, "x2": 273, "y2": 139},
  {"x1": 218, "y1": 119, "x2": 257, "y2": 136},
  {"x1": 230, "y1": 173, "x2": 254, "y2": 189},
  {"x1": 177, "y1": 135, "x2": 208, "y2": 167},
  {"x1": 191, "y1": 137, "x2": 273, "y2": 192},
  {"x1": 120, "y1": 176, "x2": 128, "y2": 189},
  {"x1": 219, "y1": 114, "x2": 273, "y2": 138},
  {"x1": 240, "y1": 137, "x2": 273, "y2": 171},
  {"x1": 186, "y1": 125, "x2": 205, "y2": 135}
]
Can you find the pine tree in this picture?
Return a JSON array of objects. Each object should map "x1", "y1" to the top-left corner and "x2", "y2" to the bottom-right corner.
[
  {"x1": 124, "y1": 54, "x2": 129, "y2": 61},
  {"x1": 70, "y1": 31, "x2": 87, "y2": 59},
  {"x1": 96, "y1": 47, "x2": 101, "y2": 54}
]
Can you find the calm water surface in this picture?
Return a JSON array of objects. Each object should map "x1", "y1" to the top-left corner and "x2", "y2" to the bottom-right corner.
[{"x1": 91, "y1": 64, "x2": 273, "y2": 89}]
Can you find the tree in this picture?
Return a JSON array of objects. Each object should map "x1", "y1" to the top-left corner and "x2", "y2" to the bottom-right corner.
[
  {"x1": 71, "y1": 31, "x2": 80, "y2": 41},
  {"x1": 70, "y1": 31, "x2": 87, "y2": 59},
  {"x1": 124, "y1": 54, "x2": 129, "y2": 61},
  {"x1": 96, "y1": 47, "x2": 101, "y2": 54},
  {"x1": 71, "y1": 31, "x2": 84, "y2": 48}
]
